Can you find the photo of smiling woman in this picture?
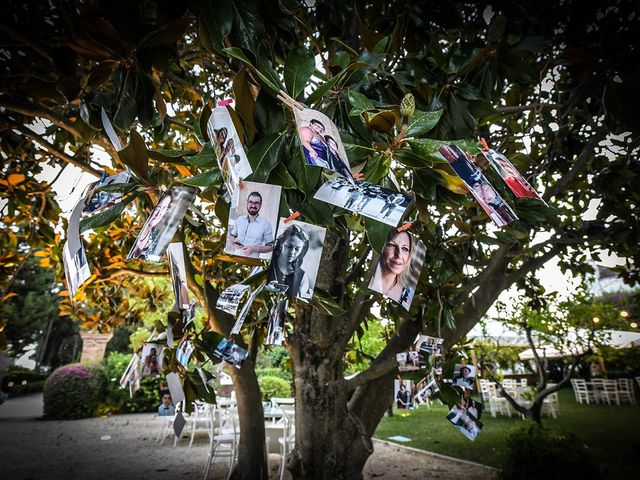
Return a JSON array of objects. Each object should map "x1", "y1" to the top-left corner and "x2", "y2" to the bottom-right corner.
[
  {"x1": 266, "y1": 219, "x2": 326, "y2": 301},
  {"x1": 368, "y1": 228, "x2": 426, "y2": 311}
]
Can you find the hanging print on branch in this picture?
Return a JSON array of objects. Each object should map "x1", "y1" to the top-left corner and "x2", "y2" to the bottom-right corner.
[
  {"x1": 480, "y1": 148, "x2": 547, "y2": 204},
  {"x1": 368, "y1": 228, "x2": 426, "y2": 310},
  {"x1": 293, "y1": 107, "x2": 353, "y2": 181},
  {"x1": 206, "y1": 105, "x2": 253, "y2": 199},
  {"x1": 438, "y1": 145, "x2": 518, "y2": 227},
  {"x1": 127, "y1": 187, "x2": 196, "y2": 262},
  {"x1": 266, "y1": 219, "x2": 326, "y2": 301},
  {"x1": 224, "y1": 181, "x2": 281, "y2": 260},
  {"x1": 313, "y1": 177, "x2": 413, "y2": 227}
]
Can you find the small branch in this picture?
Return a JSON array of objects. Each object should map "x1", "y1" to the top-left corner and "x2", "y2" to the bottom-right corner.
[
  {"x1": 491, "y1": 375, "x2": 529, "y2": 416},
  {"x1": 495, "y1": 103, "x2": 561, "y2": 114},
  {"x1": 11, "y1": 123, "x2": 102, "y2": 177},
  {"x1": 345, "y1": 247, "x2": 372, "y2": 285},
  {"x1": 106, "y1": 267, "x2": 168, "y2": 279},
  {"x1": 166, "y1": 116, "x2": 195, "y2": 131},
  {"x1": 0, "y1": 97, "x2": 81, "y2": 138}
]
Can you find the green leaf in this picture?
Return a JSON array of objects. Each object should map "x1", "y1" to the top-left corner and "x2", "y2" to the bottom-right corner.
[
  {"x1": 195, "y1": 104, "x2": 212, "y2": 145},
  {"x1": 199, "y1": 0, "x2": 233, "y2": 52},
  {"x1": 79, "y1": 192, "x2": 138, "y2": 232},
  {"x1": 180, "y1": 169, "x2": 221, "y2": 187},
  {"x1": 186, "y1": 143, "x2": 218, "y2": 169},
  {"x1": 93, "y1": 182, "x2": 138, "y2": 194},
  {"x1": 437, "y1": 383, "x2": 463, "y2": 407},
  {"x1": 267, "y1": 163, "x2": 297, "y2": 189},
  {"x1": 148, "y1": 149, "x2": 194, "y2": 163},
  {"x1": 406, "y1": 109, "x2": 443, "y2": 137},
  {"x1": 247, "y1": 132, "x2": 287, "y2": 182},
  {"x1": 223, "y1": 47, "x2": 282, "y2": 93},
  {"x1": 185, "y1": 371, "x2": 217, "y2": 404},
  {"x1": 306, "y1": 74, "x2": 342, "y2": 104},
  {"x1": 117, "y1": 130, "x2": 150, "y2": 182},
  {"x1": 412, "y1": 169, "x2": 442, "y2": 201},
  {"x1": 347, "y1": 89, "x2": 376, "y2": 117},
  {"x1": 364, "y1": 217, "x2": 389, "y2": 254},
  {"x1": 407, "y1": 138, "x2": 479, "y2": 163},
  {"x1": 311, "y1": 288, "x2": 347, "y2": 316},
  {"x1": 361, "y1": 153, "x2": 391, "y2": 185},
  {"x1": 284, "y1": 47, "x2": 315, "y2": 99}
]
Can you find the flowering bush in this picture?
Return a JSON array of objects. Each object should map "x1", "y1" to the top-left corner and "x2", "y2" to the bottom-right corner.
[{"x1": 43, "y1": 363, "x2": 104, "y2": 420}]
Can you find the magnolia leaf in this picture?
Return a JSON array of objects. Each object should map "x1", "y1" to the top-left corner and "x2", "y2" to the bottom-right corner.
[
  {"x1": 284, "y1": 47, "x2": 315, "y2": 99},
  {"x1": 118, "y1": 130, "x2": 150, "y2": 183},
  {"x1": 433, "y1": 169, "x2": 468, "y2": 194},
  {"x1": 364, "y1": 217, "x2": 389, "y2": 254},
  {"x1": 180, "y1": 169, "x2": 221, "y2": 188},
  {"x1": 187, "y1": 143, "x2": 218, "y2": 169},
  {"x1": 79, "y1": 192, "x2": 139, "y2": 232},
  {"x1": 247, "y1": 132, "x2": 287, "y2": 182},
  {"x1": 363, "y1": 110, "x2": 397, "y2": 133},
  {"x1": 406, "y1": 109, "x2": 443, "y2": 137},
  {"x1": 148, "y1": 149, "x2": 194, "y2": 163},
  {"x1": 311, "y1": 288, "x2": 347, "y2": 316}
]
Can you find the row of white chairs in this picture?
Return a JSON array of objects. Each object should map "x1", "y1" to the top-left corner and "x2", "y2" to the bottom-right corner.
[
  {"x1": 478, "y1": 379, "x2": 559, "y2": 418},
  {"x1": 570, "y1": 378, "x2": 637, "y2": 406}
]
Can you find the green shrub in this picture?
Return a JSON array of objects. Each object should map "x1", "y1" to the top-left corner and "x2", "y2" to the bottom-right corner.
[
  {"x1": 100, "y1": 352, "x2": 162, "y2": 414},
  {"x1": 258, "y1": 375, "x2": 292, "y2": 401},
  {"x1": 43, "y1": 363, "x2": 104, "y2": 420},
  {"x1": 2, "y1": 368, "x2": 48, "y2": 397},
  {"x1": 500, "y1": 425, "x2": 603, "y2": 480},
  {"x1": 256, "y1": 367, "x2": 292, "y2": 381}
]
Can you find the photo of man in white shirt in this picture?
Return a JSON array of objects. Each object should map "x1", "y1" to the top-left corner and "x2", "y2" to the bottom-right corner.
[{"x1": 226, "y1": 190, "x2": 275, "y2": 258}]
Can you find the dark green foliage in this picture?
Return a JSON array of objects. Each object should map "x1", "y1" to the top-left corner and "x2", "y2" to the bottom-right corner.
[
  {"x1": 257, "y1": 375, "x2": 292, "y2": 401},
  {"x1": 100, "y1": 352, "x2": 163, "y2": 414},
  {"x1": 500, "y1": 425, "x2": 602, "y2": 480},
  {"x1": 43, "y1": 363, "x2": 104, "y2": 420},
  {"x1": 1, "y1": 367, "x2": 48, "y2": 397},
  {"x1": 255, "y1": 367, "x2": 292, "y2": 382}
]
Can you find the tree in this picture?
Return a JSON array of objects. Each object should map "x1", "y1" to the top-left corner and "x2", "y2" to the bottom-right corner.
[
  {"x1": 489, "y1": 284, "x2": 621, "y2": 424},
  {"x1": 1, "y1": 1, "x2": 639, "y2": 479}
]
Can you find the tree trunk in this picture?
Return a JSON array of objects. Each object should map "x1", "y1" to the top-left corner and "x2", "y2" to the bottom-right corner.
[{"x1": 529, "y1": 400, "x2": 543, "y2": 425}]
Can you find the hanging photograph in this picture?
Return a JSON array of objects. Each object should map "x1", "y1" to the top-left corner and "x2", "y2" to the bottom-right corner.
[
  {"x1": 415, "y1": 335, "x2": 444, "y2": 358},
  {"x1": 206, "y1": 106, "x2": 253, "y2": 198},
  {"x1": 266, "y1": 219, "x2": 326, "y2": 300},
  {"x1": 181, "y1": 302, "x2": 196, "y2": 326},
  {"x1": 313, "y1": 177, "x2": 412, "y2": 227},
  {"x1": 446, "y1": 404, "x2": 482, "y2": 441},
  {"x1": 368, "y1": 228, "x2": 426, "y2": 310},
  {"x1": 127, "y1": 186, "x2": 196, "y2": 262},
  {"x1": 481, "y1": 148, "x2": 546, "y2": 203},
  {"x1": 167, "y1": 242, "x2": 191, "y2": 310},
  {"x1": 140, "y1": 343, "x2": 163, "y2": 377},
  {"x1": 224, "y1": 181, "x2": 281, "y2": 260},
  {"x1": 119, "y1": 353, "x2": 140, "y2": 389},
  {"x1": 62, "y1": 241, "x2": 91, "y2": 299},
  {"x1": 266, "y1": 298, "x2": 289, "y2": 346},
  {"x1": 414, "y1": 374, "x2": 439, "y2": 405},
  {"x1": 438, "y1": 145, "x2": 518, "y2": 227},
  {"x1": 82, "y1": 170, "x2": 132, "y2": 216},
  {"x1": 216, "y1": 283, "x2": 251, "y2": 316},
  {"x1": 176, "y1": 339, "x2": 194, "y2": 369},
  {"x1": 451, "y1": 364, "x2": 476, "y2": 389},
  {"x1": 230, "y1": 282, "x2": 266, "y2": 334},
  {"x1": 396, "y1": 349, "x2": 425, "y2": 372},
  {"x1": 394, "y1": 378, "x2": 414, "y2": 410},
  {"x1": 293, "y1": 107, "x2": 353, "y2": 181},
  {"x1": 213, "y1": 338, "x2": 248, "y2": 369}
]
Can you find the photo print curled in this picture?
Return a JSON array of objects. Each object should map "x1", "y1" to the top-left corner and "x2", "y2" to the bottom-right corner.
[
  {"x1": 206, "y1": 105, "x2": 253, "y2": 199},
  {"x1": 128, "y1": 187, "x2": 196, "y2": 262},
  {"x1": 438, "y1": 144, "x2": 518, "y2": 227}
]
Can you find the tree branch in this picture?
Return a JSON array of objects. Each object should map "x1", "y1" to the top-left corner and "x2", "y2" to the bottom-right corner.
[
  {"x1": 495, "y1": 103, "x2": 561, "y2": 114},
  {"x1": 0, "y1": 97, "x2": 81, "y2": 138},
  {"x1": 11, "y1": 123, "x2": 102, "y2": 177},
  {"x1": 105, "y1": 267, "x2": 168, "y2": 279}
]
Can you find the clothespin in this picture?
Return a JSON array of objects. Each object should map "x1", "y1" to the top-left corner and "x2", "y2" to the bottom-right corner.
[
  {"x1": 217, "y1": 98, "x2": 234, "y2": 107},
  {"x1": 479, "y1": 137, "x2": 490, "y2": 152},
  {"x1": 238, "y1": 179, "x2": 245, "y2": 190},
  {"x1": 284, "y1": 211, "x2": 301, "y2": 224},
  {"x1": 352, "y1": 172, "x2": 364, "y2": 181},
  {"x1": 276, "y1": 90, "x2": 304, "y2": 111},
  {"x1": 396, "y1": 222, "x2": 413, "y2": 233}
]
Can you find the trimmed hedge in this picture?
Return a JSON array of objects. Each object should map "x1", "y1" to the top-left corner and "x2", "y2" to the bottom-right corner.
[
  {"x1": 43, "y1": 363, "x2": 104, "y2": 420},
  {"x1": 255, "y1": 367, "x2": 292, "y2": 381},
  {"x1": 258, "y1": 375, "x2": 292, "y2": 401}
]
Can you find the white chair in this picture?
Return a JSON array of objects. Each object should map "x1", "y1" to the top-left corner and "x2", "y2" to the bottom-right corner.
[
  {"x1": 600, "y1": 379, "x2": 620, "y2": 406},
  {"x1": 487, "y1": 383, "x2": 512, "y2": 418},
  {"x1": 617, "y1": 378, "x2": 636, "y2": 405},
  {"x1": 203, "y1": 406, "x2": 239, "y2": 480},
  {"x1": 189, "y1": 402, "x2": 213, "y2": 447},
  {"x1": 502, "y1": 378, "x2": 517, "y2": 390},
  {"x1": 542, "y1": 384, "x2": 560, "y2": 418},
  {"x1": 520, "y1": 378, "x2": 528, "y2": 387},
  {"x1": 570, "y1": 379, "x2": 594, "y2": 404},
  {"x1": 277, "y1": 408, "x2": 296, "y2": 480}
]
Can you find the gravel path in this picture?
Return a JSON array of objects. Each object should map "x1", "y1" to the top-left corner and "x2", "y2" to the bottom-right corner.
[{"x1": 0, "y1": 394, "x2": 496, "y2": 480}]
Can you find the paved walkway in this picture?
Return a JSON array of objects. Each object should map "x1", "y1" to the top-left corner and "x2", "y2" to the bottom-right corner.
[{"x1": 0, "y1": 394, "x2": 496, "y2": 480}]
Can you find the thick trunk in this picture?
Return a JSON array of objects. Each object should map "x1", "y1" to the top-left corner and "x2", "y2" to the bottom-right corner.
[{"x1": 229, "y1": 358, "x2": 269, "y2": 480}]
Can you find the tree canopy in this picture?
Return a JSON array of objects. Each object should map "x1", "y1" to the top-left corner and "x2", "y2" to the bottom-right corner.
[{"x1": 1, "y1": 1, "x2": 639, "y2": 479}]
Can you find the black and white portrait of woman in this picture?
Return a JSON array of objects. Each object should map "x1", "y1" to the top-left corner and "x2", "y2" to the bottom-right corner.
[{"x1": 266, "y1": 219, "x2": 326, "y2": 301}]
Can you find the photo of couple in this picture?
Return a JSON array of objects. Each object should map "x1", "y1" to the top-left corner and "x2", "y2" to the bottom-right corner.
[
  {"x1": 224, "y1": 181, "x2": 281, "y2": 260},
  {"x1": 438, "y1": 144, "x2": 518, "y2": 227},
  {"x1": 207, "y1": 106, "x2": 253, "y2": 198},
  {"x1": 369, "y1": 228, "x2": 426, "y2": 310},
  {"x1": 313, "y1": 177, "x2": 413, "y2": 227},
  {"x1": 266, "y1": 219, "x2": 326, "y2": 301},
  {"x1": 294, "y1": 108, "x2": 353, "y2": 181}
]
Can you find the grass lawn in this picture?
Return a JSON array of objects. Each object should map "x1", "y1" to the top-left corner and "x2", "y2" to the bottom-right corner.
[{"x1": 375, "y1": 388, "x2": 640, "y2": 478}]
